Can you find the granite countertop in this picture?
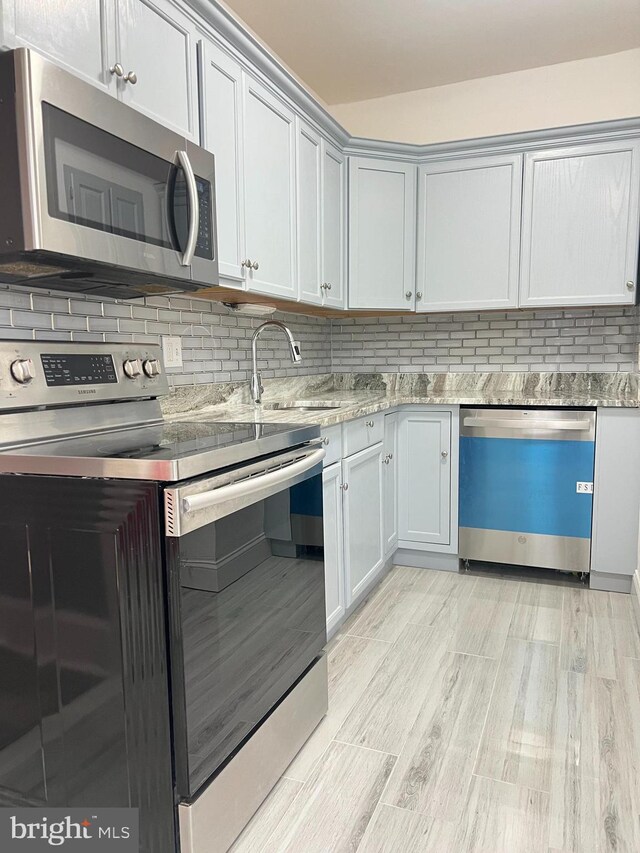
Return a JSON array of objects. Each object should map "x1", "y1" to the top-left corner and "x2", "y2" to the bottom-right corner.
[{"x1": 162, "y1": 371, "x2": 640, "y2": 427}]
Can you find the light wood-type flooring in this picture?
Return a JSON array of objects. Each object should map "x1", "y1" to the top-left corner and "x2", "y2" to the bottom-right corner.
[{"x1": 230, "y1": 566, "x2": 640, "y2": 852}]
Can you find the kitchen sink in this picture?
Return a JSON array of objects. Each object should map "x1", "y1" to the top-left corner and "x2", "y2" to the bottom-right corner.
[{"x1": 262, "y1": 400, "x2": 348, "y2": 412}]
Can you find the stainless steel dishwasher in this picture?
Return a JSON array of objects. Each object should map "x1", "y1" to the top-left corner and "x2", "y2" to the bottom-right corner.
[{"x1": 459, "y1": 408, "x2": 596, "y2": 573}]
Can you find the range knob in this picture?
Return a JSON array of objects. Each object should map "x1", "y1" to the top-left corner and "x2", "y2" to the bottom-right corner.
[
  {"x1": 142, "y1": 358, "x2": 161, "y2": 378},
  {"x1": 123, "y1": 358, "x2": 142, "y2": 379},
  {"x1": 10, "y1": 358, "x2": 35, "y2": 384}
]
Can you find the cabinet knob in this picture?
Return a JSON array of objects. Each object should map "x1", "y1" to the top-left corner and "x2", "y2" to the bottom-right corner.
[
  {"x1": 441, "y1": 450, "x2": 449, "y2": 459},
  {"x1": 341, "y1": 483, "x2": 349, "y2": 491},
  {"x1": 388, "y1": 452, "x2": 393, "y2": 460},
  {"x1": 110, "y1": 63, "x2": 124, "y2": 77},
  {"x1": 405, "y1": 291, "x2": 413, "y2": 300},
  {"x1": 416, "y1": 292, "x2": 423, "y2": 300},
  {"x1": 365, "y1": 420, "x2": 374, "y2": 427},
  {"x1": 124, "y1": 70, "x2": 138, "y2": 85},
  {"x1": 242, "y1": 259, "x2": 253, "y2": 269},
  {"x1": 326, "y1": 283, "x2": 332, "y2": 290},
  {"x1": 322, "y1": 436, "x2": 330, "y2": 446},
  {"x1": 382, "y1": 455, "x2": 390, "y2": 465},
  {"x1": 252, "y1": 261, "x2": 259, "y2": 270},
  {"x1": 626, "y1": 280, "x2": 635, "y2": 290}
]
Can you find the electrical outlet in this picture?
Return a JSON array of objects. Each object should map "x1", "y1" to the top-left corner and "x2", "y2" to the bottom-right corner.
[{"x1": 162, "y1": 336, "x2": 183, "y2": 369}]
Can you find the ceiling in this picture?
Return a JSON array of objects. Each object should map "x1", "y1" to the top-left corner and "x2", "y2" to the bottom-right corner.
[{"x1": 220, "y1": 0, "x2": 640, "y2": 104}]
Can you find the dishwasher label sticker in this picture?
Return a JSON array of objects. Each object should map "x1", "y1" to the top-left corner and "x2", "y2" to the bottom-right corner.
[{"x1": 576, "y1": 481, "x2": 594, "y2": 494}]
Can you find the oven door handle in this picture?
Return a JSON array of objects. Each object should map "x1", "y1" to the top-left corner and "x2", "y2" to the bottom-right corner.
[
  {"x1": 182, "y1": 447, "x2": 326, "y2": 514},
  {"x1": 177, "y1": 149, "x2": 199, "y2": 267}
]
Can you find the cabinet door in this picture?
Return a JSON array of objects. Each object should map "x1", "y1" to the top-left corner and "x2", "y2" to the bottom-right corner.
[
  {"x1": 321, "y1": 140, "x2": 346, "y2": 309},
  {"x1": 343, "y1": 442, "x2": 384, "y2": 606},
  {"x1": 297, "y1": 121, "x2": 322, "y2": 305},
  {"x1": 199, "y1": 39, "x2": 245, "y2": 284},
  {"x1": 1, "y1": 0, "x2": 115, "y2": 93},
  {"x1": 348, "y1": 157, "x2": 417, "y2": 310},
  {"x1": 115, "y1": 0, "x2": 199, "y2": 140},
  {"x1": 416, "y1": 154, "x2": 522, "y2": 312},
  {"x1": 520, "y1": 140, "x2": 640, "y2": 308},
  {"x1": 322, "y1": 462, "x2": 345, "y2": 634},
  {"x1": 242, "y1": 74, "x2": 297, "y2": 299},
  {"x1": 398, "y1": 412, "x2": 451, "y2": 545},
  {"x1": 383, "y1": 412, "x2": 398, "y2": 556}
]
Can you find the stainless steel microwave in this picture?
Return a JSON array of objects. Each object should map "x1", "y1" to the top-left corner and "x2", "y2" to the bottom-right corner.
[{"x1": 0, "y1": 48, "x2": 218, "y2": 299}]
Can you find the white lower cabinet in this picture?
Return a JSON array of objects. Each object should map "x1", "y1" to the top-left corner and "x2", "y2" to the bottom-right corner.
[
  {"x1": 398, "y1": 411, "x2": 452, "y2": 546},
  {"x1": 322, "y1": 462, "x2": 345, "y2": 634},
  {"x1": 342, "y1": 442, "x2": 385, "y2": 606},
  {"x1": 383, "y1": 412, "x2": 398, "y2": 556}
]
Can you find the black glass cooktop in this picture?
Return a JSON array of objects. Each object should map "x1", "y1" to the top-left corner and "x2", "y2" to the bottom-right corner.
[{"x1": 0, "y1": 420, "x2": 320, "y2": 482}]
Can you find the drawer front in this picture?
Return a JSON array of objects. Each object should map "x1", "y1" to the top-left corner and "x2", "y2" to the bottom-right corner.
[
  {"x1": 343, "y1": 413, "x2": 384, "y2": 456},
  {"x1": 321, "y1": 425, "x2": 342, "y2": 467}
]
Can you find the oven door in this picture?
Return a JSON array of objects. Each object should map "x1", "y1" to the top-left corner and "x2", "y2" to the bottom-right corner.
[
  {"x1": 165, "y1": 444, "x2": 327, "y2": 799},
  {"x1": 14, "y1": 49, "x2": 216, "y2": 284}
]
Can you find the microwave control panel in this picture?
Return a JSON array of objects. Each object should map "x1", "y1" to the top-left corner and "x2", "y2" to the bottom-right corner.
[{"x1": 195, "y1": 178, "x2": 214, "y2": 261}]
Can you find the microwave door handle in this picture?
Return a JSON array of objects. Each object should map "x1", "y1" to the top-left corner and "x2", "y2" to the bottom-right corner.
[
  {"x1": 176, "y1": 150, "x2": 199, "y2": 266},
  {"x1": 182, "y1": 447, "x2": 326, "y2": 514}
]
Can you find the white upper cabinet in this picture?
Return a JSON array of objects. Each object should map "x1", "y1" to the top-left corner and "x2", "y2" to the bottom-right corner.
[
  {"x1": 1, "y1": 0, "x2": 199, "y2": 139},
  {"x1": 519, "y1": 140, "x2": 640, "y2": 308},
  {"x1": 348, "y1": 157, "x2": 417, "y2": 310},
  {"x1": 0, "y1": 0, "x2": 114, "y2": 92},
  {"x1": 320, "y1": 141, "x2": 346, "y2": 309},
  {"x1": 115, "y1": 0, "x2": 199, "y2": 140},
  {"x1": 296, "y1": 121, "x2": 323, "y2": 305},
  {"x1": 199, "y1": 38, "x2": 245, "y2": 284},
  {"x1": 416, "y1": 154, "x2": 522, "y2": 313},
  {"x1": 242, "y1": 74, "x2": 297, "y2": 299}
]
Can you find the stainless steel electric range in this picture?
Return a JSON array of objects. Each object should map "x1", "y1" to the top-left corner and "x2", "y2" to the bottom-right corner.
[{"x1": 0, "y1": 340, "x2": 328, "y2": 853}]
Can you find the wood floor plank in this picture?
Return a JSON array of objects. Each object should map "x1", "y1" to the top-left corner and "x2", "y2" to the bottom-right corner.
[
  {"x1": 455, "y1": 775, "x2": 550, "y2": 853},
  {"x1": 383, "y1": 651, "x2": 498, "y2": 821},
  {"x1": 357, "y1": 803, "x2": 456, "y2": 852},
  {"x1": 561, "y1": 588, "x2": 640, "y2": 679},
  {"x1": 347, "y1": 566, "x2": 433, "y2": 643},
  {"x1": 475, "y1": 637, "x2": 559, "y2": 792},
  {"x1": 229, "y1": 777, "x2": 302, "y2": 852},
  {"x1": 336, "y1": 624, "x2": 448, "y2": 754},
  {"x1": 408, "y1": 569, "x2": 475, "y2": 632},
  {"x1": 264, "y1": 741, "x2": 395, "y2": 853},
  {"x1": 509, "y1": 582, "x2": 563, "y2": 645},
  {"x1": 285, "y1": 634, "x2": 391, "y2": 781},
  {"x1": 449, "y1": 577, "x2": 520, "y2": 658}
]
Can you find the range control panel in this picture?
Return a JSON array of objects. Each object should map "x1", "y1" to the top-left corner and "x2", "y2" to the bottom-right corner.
[{"x1": 0, "y1": 341, "x2": 169, "y2": 411}]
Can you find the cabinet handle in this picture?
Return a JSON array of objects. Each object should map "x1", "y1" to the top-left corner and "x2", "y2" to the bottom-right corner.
[
  {"x1": 405, "y1": 291, "x2": 413, "y2": 300},
  {"x1": 322, "y1": 436, "x2": 329, "y2": 446},
  {"x1": 341, "y1": 483, "x2": 349, "y2": 491},
  {"x1": 124, "y1": 70, "x2": 138, "y2": 84},
  {"x1": 626, "y1": 281, "x2": 635, "y2": 290},
  {"x1": 441, "y1": 450, "x2": 449, "y2": 459},
  {"x1": 365, "y1": 420, "x2": 374, "y2": 427},
  {"x1": 110, "y1": 63, "x2": 124, "y2": 77},
  {"x1": 416, "y1": 292, "x2": 423, "y2": 299}
]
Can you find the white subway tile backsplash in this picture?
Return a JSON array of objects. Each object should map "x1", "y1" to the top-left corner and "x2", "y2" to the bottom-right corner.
[{"x1": 0, "y1": 285, "x2": 637, "y2": 386}]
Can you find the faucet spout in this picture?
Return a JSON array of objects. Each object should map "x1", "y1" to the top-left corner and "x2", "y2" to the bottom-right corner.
[{"x1": 250, "y1": 320, "x2": 302, "y2": 404}]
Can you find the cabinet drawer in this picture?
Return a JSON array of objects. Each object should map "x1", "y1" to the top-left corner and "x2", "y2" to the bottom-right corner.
[
  {"x1": 321, "y1": 425, "x2": 342, "y2": 467},
  {"x1": 343, "y1": 414, "x2": 384, "y2": 456}
]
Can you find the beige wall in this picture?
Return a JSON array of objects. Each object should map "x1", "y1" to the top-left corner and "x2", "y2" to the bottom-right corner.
[{"x1": 330, "y1": 49, "x2": 640, "y2": 144}]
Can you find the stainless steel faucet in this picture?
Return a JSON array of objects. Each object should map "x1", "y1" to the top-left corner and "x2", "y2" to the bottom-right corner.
[{"x1": 250, "y1": 320, "x2": 301, "y2": 403}]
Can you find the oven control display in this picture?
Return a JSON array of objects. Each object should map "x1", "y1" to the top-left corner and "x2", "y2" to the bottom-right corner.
[{"x1": 41, "y1": 353, "x2": 118, "y2": 386}]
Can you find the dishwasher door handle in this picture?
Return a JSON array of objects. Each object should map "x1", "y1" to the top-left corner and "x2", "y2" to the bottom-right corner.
[{"x1": 463, "y1": 416, "x2": 592, "y2": 431}]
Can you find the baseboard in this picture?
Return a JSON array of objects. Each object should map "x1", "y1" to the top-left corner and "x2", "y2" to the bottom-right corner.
[
  {"x1": 589, "y1": 570, "x2": 633, "y2": 594},
  {"x1": 394, "y1": 548, "x2": 461, "y2": 573},
  {"x1": 632, "y1": 570, "x2": 640, "y2": 627}
]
